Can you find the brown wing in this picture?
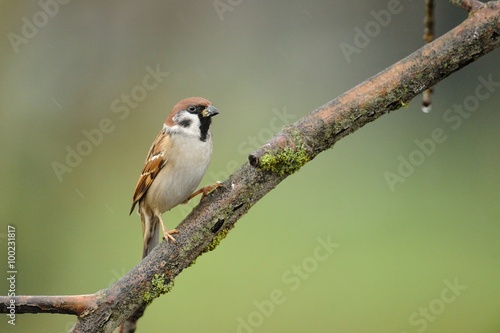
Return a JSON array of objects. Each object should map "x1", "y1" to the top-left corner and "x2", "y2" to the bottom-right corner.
[{"x1": 129, "y1": 128, "x2": 171, "y2": 215}]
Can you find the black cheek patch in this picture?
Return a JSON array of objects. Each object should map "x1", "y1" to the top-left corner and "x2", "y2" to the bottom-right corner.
[{"x1": 179, "y1": 119, "x2": 192, "y2": 128}]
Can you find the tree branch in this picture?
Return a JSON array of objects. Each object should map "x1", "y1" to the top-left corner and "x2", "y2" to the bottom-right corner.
[
  {"x1": 250, "y1": 2, "x2": 499, "y2": 166},
  {"x1": 1, "y1": 2, "x2": 499, "y2": 332},
  {"x1": 422, "y1": 0, "x2": 435, "y2": 111},
  {"x1": 449, "y1": 0, "x2": 485, "y2": 12},
  {"x1": 0, "y1": 294, "x2": 96, "y2": 315}
]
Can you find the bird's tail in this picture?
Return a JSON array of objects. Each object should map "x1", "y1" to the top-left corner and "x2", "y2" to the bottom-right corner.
[{"x1": 141, "y1": 210, "x2": 160, "y2": 259}]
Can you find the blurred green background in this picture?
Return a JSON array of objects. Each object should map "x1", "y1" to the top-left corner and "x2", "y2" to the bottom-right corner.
[{"x1": 1, "y1": 1, "x2": 499, "y2": 332}]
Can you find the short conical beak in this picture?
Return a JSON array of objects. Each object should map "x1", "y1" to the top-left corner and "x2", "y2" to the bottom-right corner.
[{"x1": 202, "y1": 105, "x2": 219, "y2": 118}]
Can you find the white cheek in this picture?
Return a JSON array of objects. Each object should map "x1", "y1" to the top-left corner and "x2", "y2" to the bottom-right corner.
[{"x1": 172, "y1": 113, "x2": 202, "y2": 137}]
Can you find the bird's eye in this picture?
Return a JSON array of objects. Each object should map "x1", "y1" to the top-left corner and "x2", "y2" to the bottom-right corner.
[{"x1": 187, "y1": 105, "x2": 197, "y2": 113}]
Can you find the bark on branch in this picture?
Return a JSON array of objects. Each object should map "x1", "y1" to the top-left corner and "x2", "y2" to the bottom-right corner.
[
  {"x1": 450, "y1": 0, "x2": 485, "y2": 12},
  {"x1": 0, "y1": 1, "x2": 499, "y2": 332}
]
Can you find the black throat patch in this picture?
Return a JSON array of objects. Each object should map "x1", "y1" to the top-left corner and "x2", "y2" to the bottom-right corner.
[{"x1": 199, "y1": 117, "x2": 212, "y2": 142}]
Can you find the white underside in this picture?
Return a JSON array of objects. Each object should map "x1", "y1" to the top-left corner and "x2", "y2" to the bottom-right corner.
[{"x1": 143, "y1": 131, "x2": 212, "y2": 215}]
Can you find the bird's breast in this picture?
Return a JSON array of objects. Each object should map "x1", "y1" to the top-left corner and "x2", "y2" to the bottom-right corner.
[{"x1": 145, "y1": 134, "x2": 213, "y2": 214}]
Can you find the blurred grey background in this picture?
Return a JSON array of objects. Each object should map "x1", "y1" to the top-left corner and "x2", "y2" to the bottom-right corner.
[{"x1": 1, "y1": 1, "x2": 499, "y2": 332}]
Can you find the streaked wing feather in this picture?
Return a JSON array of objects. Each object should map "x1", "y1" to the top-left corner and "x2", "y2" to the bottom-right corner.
[{"x1": 130, "y1": 129, "x2": 170, "y2": 214}]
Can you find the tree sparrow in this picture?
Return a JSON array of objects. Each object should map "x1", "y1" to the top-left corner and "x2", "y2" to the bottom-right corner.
[{"x1": 130, "y1": 97, "x2": 219, "y2": 258}]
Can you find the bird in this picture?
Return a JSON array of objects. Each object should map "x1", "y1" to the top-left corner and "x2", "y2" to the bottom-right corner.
[{"x1": 130, "y1": 97, "x2": 220, "y2": 258}]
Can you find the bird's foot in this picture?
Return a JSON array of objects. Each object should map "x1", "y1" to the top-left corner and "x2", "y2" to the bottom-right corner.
[
  {"x1": 160, "y1": 223, "x2": 179, "y2": 243},
  {"x1": 183, "y1": 181, "x2": 222, "y2": 204}
]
